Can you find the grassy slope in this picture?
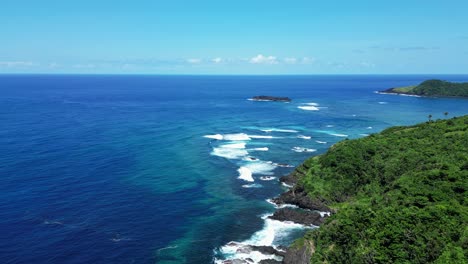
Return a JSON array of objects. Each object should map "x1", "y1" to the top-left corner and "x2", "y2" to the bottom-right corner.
[
  {"x1": 391, "y1": 79, "x2": 468, "y2": 97},
  {"x1": 296, "y1": 116, "x2": 468, "y2": 263}
]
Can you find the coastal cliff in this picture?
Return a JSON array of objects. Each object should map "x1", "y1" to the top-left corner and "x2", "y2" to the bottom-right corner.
[
  {"x1": 380, "y1": 79, "x2": 468, "y2": 98},
  {"x1": 279, "y1": 115, "x2": 468, "y2": 263}
]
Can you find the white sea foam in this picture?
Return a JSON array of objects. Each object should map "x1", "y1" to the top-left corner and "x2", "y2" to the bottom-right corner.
[
  {"x1": 203, "y1": 134, "x2": 224, "y2": 140},
  {"x1": 215, "y1": 214, "x2": 313, "y2": 263},
  {"x1": 326, "y1": 125, "x2": 334, "y2": 127},
  {"x1": 243, "y1": 162, "x2": 277, "y2": 175},
  {"x1": 211, "y1": 147, "x2": 249, "y2": 159},
  {"x1": 237, "y1": 167, "x2": 254, "y2": 182},
  {"x1": 242, "y1": 183, "x2": 263, "y2": 188},
  {"x1": 298, "y1": 105, "x2": 319, "y2": 111},
  {"x1": 319, "y1": 211, "x2": 331, "y2": 217},
  {"x1": 260, "y1": 176, "x2": 276, "y2": 181},
  {"x1": 221, "y1": 142, "x2": 246, "y2": 149},
  {"x1": 261, "y1": 128, "x2": 299, "y2": 133},
  {"x1": 330, "y1": 133, "x2": 348, "y2": 137},
  {"x1": 282, "y1": 182, "x2": 294, "y2": 188},
  {"x1": 292, "y1": 147, "x2": 317, "y2": 153},
  {"x1": 250, "y1": 147, "x2": 269, "y2": 151},
  {"x1": 315, "y1": 140, "x2": 327, "y2": 144},
  {"x1": 305, "y1": 102, "x2": 319, "y2": 106},
  {"x1": 223, "y1": 133, "x2": 251, "y2": 141},
  {"x1": 378, "y1": 101, "x2": 388, "y2": 104},
  {"x1": 366, "y1": 126, "x2": 373, "y2": 129},
  {"x1": 360, "y1": 133, "x2": 370, "y2": 137},
  {"x1": 248, "y1": 135, "x2": 279, "y2": 139},
  {"x1": 265, "y1": 199, "x2": 298, "y2": 209},
  {"x1": 297, "y1": 135, "x2": 311, "y2": 140}
]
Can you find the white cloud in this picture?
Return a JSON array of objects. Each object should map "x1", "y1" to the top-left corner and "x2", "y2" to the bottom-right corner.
[
  {"x1": 48, "y1": 62, "x2": 59, "y2": 68},
  {"x1": 187, "y1": 58, "x2": 202, "y2": 64},
  {"x1": 360, "y1": 61, "x2": 375, "y2": 68},
  {"x1": 301, "y1": 57, "x2": 315, "y2": 64},
  {"x1": 73, "y1": 63, "x2": 96, "y2": 69},
  {"x1": 212, "y1": 57, "x2": 223, "y2": 64},
  {"x1": 249, "y1": 54, "x2": 278, "y2": 64},
  {"x1": 284, "y1": 57, "x2": 298, "y2": 64},
  {"x1": 0, "y1": 61, "x2": 35, "y2": 67}
]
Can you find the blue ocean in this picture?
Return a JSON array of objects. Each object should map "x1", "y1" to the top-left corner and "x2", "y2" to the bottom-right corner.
[{"x1": 1, "y1": 75, "x2": 467, "y2": 264}]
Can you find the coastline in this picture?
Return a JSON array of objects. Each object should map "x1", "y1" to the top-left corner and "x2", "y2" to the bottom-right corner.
[{"x1": 216, "y1": 156, "x2": 332, "y2": 264}]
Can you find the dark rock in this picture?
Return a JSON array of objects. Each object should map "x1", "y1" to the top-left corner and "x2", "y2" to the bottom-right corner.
[
  {"x1": 222, "y1": 259, "x2": 250, "y2": 264},
  {"x1": 250, "y1": 245, "x2": 286, "y2": 257},
  {"x1": 283, "y1": 240, "x2": 315, "y2": 264},
  {"x1": 251, "y1": 96, "x2": 292, "y2": 102},
  {"x1": 269, "y1": 208, "x2": 326, "y2": 226},
  {"x1": 278, "y1": 162, "x2": 311, "y2": 186},
  {"x1": 236, "y1": 246, "x2": 252, "y2": 254},
  {"x1": 272, "y1": 186, "x2": 331, "y2": 212},
  {"x1": 259, "y1": 259, "x2": 283, "y2": 264}
]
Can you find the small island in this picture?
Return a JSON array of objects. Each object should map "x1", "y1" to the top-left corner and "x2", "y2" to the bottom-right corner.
[
  {"x1": 380, "y1": 79, "x2": 468, "y2": 98},
  {"x1": 250, "y1": 95, "x2": 292, "y2": 102}
]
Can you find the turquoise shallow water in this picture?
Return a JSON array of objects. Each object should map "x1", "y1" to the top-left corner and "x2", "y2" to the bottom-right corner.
[{"x1": 0, "y1": 75, "x2": 467, "y2": 263}]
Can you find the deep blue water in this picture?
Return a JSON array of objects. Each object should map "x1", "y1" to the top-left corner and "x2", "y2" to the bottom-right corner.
[{"x1": 1, "y1": 75, "x2": 467, "y2": 264}]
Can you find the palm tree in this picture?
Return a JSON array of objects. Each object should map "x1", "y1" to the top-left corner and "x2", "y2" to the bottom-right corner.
[
  {"x1": 444, "y1": 112, "x2": 448, "y2": 118},
  {"x1": 428, "y1": 114, "x2": 432, "y2": 122}
]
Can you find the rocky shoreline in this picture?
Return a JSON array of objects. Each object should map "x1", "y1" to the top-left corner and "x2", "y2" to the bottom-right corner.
[{"x1": 221, "y1": 160, "x2": 332, "y2": 264}]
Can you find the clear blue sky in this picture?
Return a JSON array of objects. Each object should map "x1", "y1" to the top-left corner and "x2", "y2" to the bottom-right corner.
[{"x1": 1, "y1": 0, "x2": 467, "y2": 74}]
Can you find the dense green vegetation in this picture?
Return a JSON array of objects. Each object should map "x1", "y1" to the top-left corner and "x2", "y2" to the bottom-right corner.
[
  {"x1": 387, "y1": 79, "x2": 468, "y2": 97},
  {"x1": 297, "y1": 116, "x2": 468, "y2": 263}
]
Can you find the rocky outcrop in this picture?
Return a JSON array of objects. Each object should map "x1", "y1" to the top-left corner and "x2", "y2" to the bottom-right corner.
[
  {"x1": 282, "y1": 240, "x2": 315, "y2": 264},
  {"x1": 269, "y1": 208, "x2": 326, "y2": 226},
  {"x1": 272, "y1": 185, "x2": 331, "y2": 213},
  {"x1": 259, "y1": 259, "x2": 283, "y2": 264},
  {"x1": 279, "y1": 160, "x2": 312, "y2": 186},
  {"x1": 251, "y1": 96, "x2": 292, "y2": 102}
]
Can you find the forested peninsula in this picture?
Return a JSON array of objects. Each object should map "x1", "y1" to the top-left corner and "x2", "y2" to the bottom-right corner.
[
  {"x1": 380, "y1": 79, "x2": 468, "y2": 98},
  {"x1": 280, "y1": 115, "x2": 467, "y2": 263}
]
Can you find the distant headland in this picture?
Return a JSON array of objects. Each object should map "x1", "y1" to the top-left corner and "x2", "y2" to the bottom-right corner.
[
  {"x1": 379, "y1": 79, "x2": 468, "y2": 98},
  {"x1": 250, "y1": 95, "x2": 292, "y2": 102}
]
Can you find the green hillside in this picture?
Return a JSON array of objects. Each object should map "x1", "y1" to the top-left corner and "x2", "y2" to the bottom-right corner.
[
  {"x1": 383, "y1": 79, "x2": 468, "y2": 97},
  {"x1": 295, "y1": 116, "x2": 468, "y2": 263}
]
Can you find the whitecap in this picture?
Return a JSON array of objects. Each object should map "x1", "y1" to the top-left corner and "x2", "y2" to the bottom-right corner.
[
  {"x1": 248, "y1": 135, "x2": 279, "y2": 139},
  {"x1": 297, "y1": 135, "x2": 311, "y2": 140},
  {"x1": 304, "y1": 102, "x2": 319, "y2": 106},
  {"x1": 260, "y1": 176, "x2": 276, "y2": 181},
  {"x1": 261, "y1": 128, "x2": 299, "y2": 133},
  {"x1": 330, "y1": 133, "x2": 348, "y2": 137},
  {"x1": 360, "y1": 133, "x2": 370, "y2": 137},
  {"x1": 237, "y1": 167, "x2": 254, "y2": 182},
  {"x1": 249, "y1": 147, "x2": 269, "y2": 151},
  {"x1": 211, "y1": 147, "x2": 249, "y2": 159},
  {"x1": 319, "y1": 211, "x2": 331, "y2": 217},
  {"x1": 221, "y1": 142, "x2": 246, "y2": 149},
  {"x1": 223, "y1": 133, "x2": 251, "y2": 141},
  {"x1": 265, "y1": 199, "x2": 298, "y2": 209},
  {"x1": 215, "y1": 216, "x2": 312, "y2": 263},
  {"x1": 315, "y1": 140, "x2": 327, "y2": 144},
  {"x1": 203, "y1": 134, "x2": 224, "y2": 140},
  {"x1": 242, "y1": 183, "x2": 263, "y2": 188},
  {"x1": 366, "y1": 126, "x2": 373, "y2": 129},
  {"x1": 243, "y1": 162, "x2": 277, "y2": 175},
  {"x1": 292, "y1": 147, "x2": 317, "y2": 153},
  {"x1": 378, "y1": 101, "x2": 388, "y2": 104},
  {"x1": 326, "y1": 125, "x2": 334, "y2": 128},
  {"x1": 298, "y1": 105, "x2": 319, "y2": 111}
]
